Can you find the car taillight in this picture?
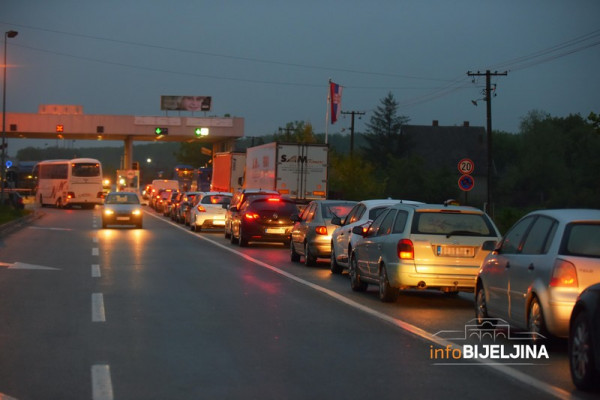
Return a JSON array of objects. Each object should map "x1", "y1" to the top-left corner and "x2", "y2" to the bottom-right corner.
[
  {"x1": 245, "y1": 212, "x2": 260, "y2": 220},
  {"x1": 67, "y1": 192, "x2": 75, "y2": 199},
  {"x1": 397, "y1": 239, "x2": 414, "y2": 260},
  {"x1": 196, "y1": 205, "x2": 206, "y2": 212},
  {"x1": 549, "y1": 259, "x2": 578, "y2": 287},
  {"x1": 315, "y1": 226, "x2": 328, "y2": 235}
]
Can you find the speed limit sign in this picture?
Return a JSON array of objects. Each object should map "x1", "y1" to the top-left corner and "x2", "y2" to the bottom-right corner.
[{"x1": 458, "y1": 158, "x2": 475, "y2": 175}]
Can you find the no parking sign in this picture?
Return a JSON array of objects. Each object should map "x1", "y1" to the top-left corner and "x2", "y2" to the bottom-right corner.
[{"x1": 458, "y1": 174, "x2": 475, "y2": 192}]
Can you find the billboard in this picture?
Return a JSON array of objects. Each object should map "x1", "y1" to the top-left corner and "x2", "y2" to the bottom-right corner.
[{"x1": 161, "y1": 96, "x2": 212, "y2": 112}]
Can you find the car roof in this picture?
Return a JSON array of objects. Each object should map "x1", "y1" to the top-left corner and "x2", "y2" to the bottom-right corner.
[
  {"x1": 358, "y1": 199, "x2": 423, "y2": 208},
  {"x1": 526, "y1": 209, "x2": 600, "y2": 222},
  {"x1": 202, "y1": 191, "x2": 232, "y2": 196},
  {"x1": 391, "y1": 203, "x2": 485, "y2": 214}
]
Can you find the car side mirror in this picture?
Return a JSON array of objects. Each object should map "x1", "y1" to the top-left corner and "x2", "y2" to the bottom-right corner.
[
  {"x1": 352, "y1": 225, "x2": 367, "y2": 237},
  {"x1": 482, "y1": 240, "x2": 497, "y2": 251}
]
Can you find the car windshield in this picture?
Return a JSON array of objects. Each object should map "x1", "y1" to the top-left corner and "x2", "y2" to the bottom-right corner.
[
  {"x1": 71, "y1": 162, "x2": 100, "y2": 177},
  {"x1": 322, "y1": 203, "x2": 355, "y2": 219},
  {"x1": 105, "y1": 194, "x2": 140, "y2": 205},
  {"x1": 562, "y1": 223, "x2": 600, "y2": 257},
  {"x1": 412, "y1": 211, "x2": 494, "y2": 236}
]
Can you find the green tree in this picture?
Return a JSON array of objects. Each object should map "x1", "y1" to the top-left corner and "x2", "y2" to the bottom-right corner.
[
  {"x1": 273, "y1": 121, "x2": 318, "y2": 143},
  {"x1": 328, "y1": 152, "x2": 384, "y2": 200},
  {"x1": 361, "y1": 92, "x2": 410, "y2": 170},
  {"x1": 174, "y1": 141, "x2": 212, "y2": 168}
]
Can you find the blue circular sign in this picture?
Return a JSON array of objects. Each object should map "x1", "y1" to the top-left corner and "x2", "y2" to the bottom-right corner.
[
  {"x1": 458, "y1": 174, "x2": 474, "y2": 191},
  {"x1": 5, "y1": 160, "x2": 12, "y2": 168}
]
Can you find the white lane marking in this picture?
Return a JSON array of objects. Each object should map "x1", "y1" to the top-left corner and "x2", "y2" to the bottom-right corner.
[
  {"x1": 91, "y1": 264, "x2": 101, "y2": 278},
  {"x1": 91, "y1": 293, "x2": 106, "y2": 322},
  {"x1": 0, "y1": 262, "x2": 59, "y2": 270},
  {"x1": 91, "y1": 364, "x2": 114, "y2": 400},
  {"x1": 148, "y1": 212, "x2": 576, "y2": 400},
  {"x1": 0, "y1": 393, "x2": 19, "y2": 400},
  {"x1": 28, "y1": 227, "x2": 72, "y2": 231},
  {"x1": 92, "y1": 248, "x2": 99, "y2": 256}
]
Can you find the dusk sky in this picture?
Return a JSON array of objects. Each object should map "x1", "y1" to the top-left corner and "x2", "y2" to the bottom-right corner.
[{"x1": 2, "y1": 0, "x2": 600, "y2": 154}]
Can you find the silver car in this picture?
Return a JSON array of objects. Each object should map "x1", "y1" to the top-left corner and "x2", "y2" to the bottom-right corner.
[
  {"x1": 330, "y1": 199, "x2": 422, "y2": 274},
  {"x1": 290, "y1": 200, "x2": 356, "y2": 266},
  {"x1": 476, "y1": 209, "x2": 600, "y2": 338},
  {"x1": 350, "y1": 203, "x2": 500, "y2": 302}
]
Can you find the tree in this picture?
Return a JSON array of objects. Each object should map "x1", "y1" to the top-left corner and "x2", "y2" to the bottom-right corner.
[
  {"x1": 174, "y1": 141, "x2": 212, "y2": 168},
  {"x1": 328, "y1": 152, "x2": 384, "y2": 200},
  {"x1": 361, "y1": 92, "x2": 410, "y2": 169},
  {"x1": 273, "y1": 121, "x2": 318, "y2": 143}
]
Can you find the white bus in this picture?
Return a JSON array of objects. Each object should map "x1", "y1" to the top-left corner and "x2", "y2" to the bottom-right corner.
[{"x1": 33, "y1": 158, "x2": 104, "y2": 208}]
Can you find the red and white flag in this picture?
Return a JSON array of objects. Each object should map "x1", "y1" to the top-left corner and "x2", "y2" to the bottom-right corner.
[{"x1": 329, "y1": 81, "x2": 342, "y2": 124}]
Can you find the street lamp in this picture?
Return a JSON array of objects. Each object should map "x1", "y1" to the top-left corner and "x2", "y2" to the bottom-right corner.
[{"x1": 1, "y1": 30, "x2": 18, "y2": 203}]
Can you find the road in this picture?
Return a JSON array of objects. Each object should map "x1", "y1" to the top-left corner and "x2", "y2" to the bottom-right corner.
[{"x1": 0, "y1": 207, "x2": 595, "y2": 400}]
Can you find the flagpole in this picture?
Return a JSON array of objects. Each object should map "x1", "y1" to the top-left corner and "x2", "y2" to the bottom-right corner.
[{"x1": 325, "y1": 79, "x2": 331, "y2": 145}]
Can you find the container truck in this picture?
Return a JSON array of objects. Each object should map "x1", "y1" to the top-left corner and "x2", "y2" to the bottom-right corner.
[
  {"x1": 211, "y1": 152, "x2": 246, "y2": 193},
  {"x1": 244, "y1": 142, "x2": 328, "y2": 202}
]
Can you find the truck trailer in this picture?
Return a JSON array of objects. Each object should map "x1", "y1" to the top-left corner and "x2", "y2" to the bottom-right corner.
[
  {"x1": 211, "y1": 152, "x2": 246, "y2": 193},
  {"x1": 244, "y1": 142, "x2": 328, "y2": 202}
]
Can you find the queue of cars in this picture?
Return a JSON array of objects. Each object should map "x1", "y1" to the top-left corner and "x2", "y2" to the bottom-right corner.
[{"x1": 140, "y1": 187, "x2": 600, "y2": 391}]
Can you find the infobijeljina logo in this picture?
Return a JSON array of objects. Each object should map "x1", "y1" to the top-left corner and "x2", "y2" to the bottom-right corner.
[{"x1": 430, "y1": 318, "x2": 550, "y2": 365}]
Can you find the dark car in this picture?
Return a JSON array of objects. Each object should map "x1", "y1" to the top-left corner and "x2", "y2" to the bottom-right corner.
[
  {"x1": 102, "y1": 192, "x2": 143, "y2": 229},
  {"x1": 224, "y1": 189, "x2": 280, "y2": 239},
  {"x1": 230, "y1": 196, "x2": 297, "y2": 247},
  {"x1": 569, "y1": 283, "x2": 600, "y2": 391}
]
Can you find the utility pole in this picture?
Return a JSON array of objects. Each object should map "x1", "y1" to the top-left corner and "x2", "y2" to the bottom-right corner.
[
  {"x1": 341, "y1": 110, "x2": 365, "y2": 157},
  {"x1": 467, "y1": 70, "x2": 507, "y2": 217},
  {"x1": 278, "y1": 126, "x2": 293, "y2": 142}
]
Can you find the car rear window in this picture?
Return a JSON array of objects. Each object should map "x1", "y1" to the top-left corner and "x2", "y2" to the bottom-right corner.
[
  {"x1": 412, "y1": 211, "x2": 495, "y2": 236},
  {"x1": 250, "y1": 199, "x2": 298, "y2": 214},
  {"x1": 562, "y1": 223, "x2": 600, "y2": 258},
  {"x1": 201, "y1": 195, "x2": 231, "y2": 205}
]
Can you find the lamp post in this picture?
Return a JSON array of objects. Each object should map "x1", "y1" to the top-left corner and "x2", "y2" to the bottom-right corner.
[{"x1": 1, "y1": 30, "x2": 18, "y2": 204}]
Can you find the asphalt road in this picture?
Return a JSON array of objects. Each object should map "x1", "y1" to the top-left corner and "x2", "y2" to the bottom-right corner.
[{"x1": 0, "y1": 207, "x2": 595, "y2": 400}]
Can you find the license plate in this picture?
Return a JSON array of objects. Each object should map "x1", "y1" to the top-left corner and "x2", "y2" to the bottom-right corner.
[
  {"x1": 213, "y1": 220, "x2": 225, "y2": 225},
  {"x1": 436, "y1": 246, "x2": 475, "y2": 257},
  {"x1": 266, "y1": 228, "x2": 286, "y2": 234},
  {"x1": 116, "y1": 216, "x2": 130, "y2": 221}
]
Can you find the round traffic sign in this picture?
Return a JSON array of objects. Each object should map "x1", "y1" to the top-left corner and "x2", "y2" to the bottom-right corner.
[
  {"x1": 458, "y1": 174, "x2": 475, "y2": 192},
  {"x1": 458, "y1": 158, "x2": 475, "y2": 175}
]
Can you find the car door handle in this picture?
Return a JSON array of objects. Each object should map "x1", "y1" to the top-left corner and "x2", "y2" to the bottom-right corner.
[{"x1": 528, "y1": 263, "x2": 534, "y2": 271}]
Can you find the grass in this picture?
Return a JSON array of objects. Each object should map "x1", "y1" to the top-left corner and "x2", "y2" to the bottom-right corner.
[{"x1": 0, "y1": 204, "x2": 31, "y2": 225}]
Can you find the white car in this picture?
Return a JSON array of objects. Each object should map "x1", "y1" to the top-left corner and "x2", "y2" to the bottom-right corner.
[
  {"x1": 189, "y1": 192, "x2": 232, "y2": 232},
  {"x1": 330, "y1": 199, "x2": 423, "y2": 274}
]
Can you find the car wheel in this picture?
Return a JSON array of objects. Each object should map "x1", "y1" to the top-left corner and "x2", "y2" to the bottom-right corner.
[
  {"x1": 349, "y1": 254, "x2": 367, "y2": 292},
  {"x1": 230, "y1": 226, "x2": 238, "y2": 244},
  {"x1": 569, "y1": 310, "x2": 599, "y2": 391},
  {"x1": 224, "y1": 224, "x2": 231, "y2": 239},
  {"x1": 290, "y1": 241, "x2": 301, "y2": 262},
  {"x1": 330, "y1": 245, "x2": 342, "y2": 274},
  {"x1": 378, "y1": 265, "x2": 399, "y2": 302},
  {"x1": 238, "y1": 226, "x2": 248, "y2": 247},
  {"x1": 55, "y1": 197, "x2": 62, "y2": 208},
  {"x1": 528, "y1": 296, "x2": 548, "y2": 341},
  {"x1": 475, "y1": 283, "x2": 489, "y2": 324},
  {"x1": 304, "y1": 242, "x2": 316, "y2": 266}
]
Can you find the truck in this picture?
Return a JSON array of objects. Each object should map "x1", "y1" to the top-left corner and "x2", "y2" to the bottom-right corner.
[
  {"x1": 211, "y1": 152, "x2": 246, "y2": 193},
  {"x1": 244, "y1": 142, "x2": 328, "y2": 202}
]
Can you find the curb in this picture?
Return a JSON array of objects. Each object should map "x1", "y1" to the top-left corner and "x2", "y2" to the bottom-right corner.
[{"x1": 0, "y1": 209, "x2": 45, "y2": 238}]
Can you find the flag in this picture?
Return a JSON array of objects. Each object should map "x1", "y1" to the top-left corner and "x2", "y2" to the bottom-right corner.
[{"x1": 329, "y1": 81, "x2": 342, "y2": 124}]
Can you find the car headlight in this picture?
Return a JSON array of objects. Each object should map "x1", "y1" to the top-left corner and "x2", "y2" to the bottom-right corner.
[
  {"x1": 104, "y1": 209, "x2": 115, "y2": 216},
  {"x1": 132, "y1": 209, "x2": 142, "y2": 216}
]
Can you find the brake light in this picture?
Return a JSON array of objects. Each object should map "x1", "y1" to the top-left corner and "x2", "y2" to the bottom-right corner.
[
  {"x1": 397, "y1": 239, "x2": 414, "y2": 260},
  {"x1": 196, "y1": 205, "x2": 206, "y2": 212},
  {"x1": 245, "y1": 212, "x2": 260, "y2": 220},
  {"x1": 315, "y1": 226, "x2": 328, "y2": 235},
  {"x1": 549, "y1": 259, "x2": 578, "y2": 287},
  {"x1": 267, "y1": 197, "x2": 281, "y2": 202}
]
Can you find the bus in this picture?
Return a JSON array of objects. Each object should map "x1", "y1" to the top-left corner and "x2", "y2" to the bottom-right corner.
[
  {"x1": 33, "y1": 158, "x2": 104, "y2": 208},
  {"x1": 173, "y1": 164, "x2": 195, "y2": 191}
]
